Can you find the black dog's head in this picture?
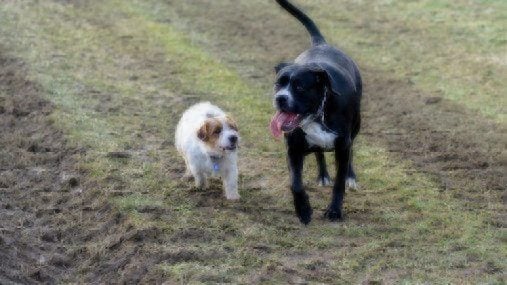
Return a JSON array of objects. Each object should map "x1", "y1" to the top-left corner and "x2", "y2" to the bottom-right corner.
[{"x1": 270, "y1": 62, "x2": 340, "y2": 135}]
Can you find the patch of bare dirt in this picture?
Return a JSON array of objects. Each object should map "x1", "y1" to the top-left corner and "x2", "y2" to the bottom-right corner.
[
  {"x1": 0, "y1": 51, "x2": 182, "y2": 284},
  {"x1": 362, "y1": 71, "x2": 506, "y2": 203},
  {"x1": 0, "y1": 52, "x2": 79, "y2": 284}
]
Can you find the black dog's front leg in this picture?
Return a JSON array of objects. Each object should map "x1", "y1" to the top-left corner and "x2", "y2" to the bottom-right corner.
[
  {"x1": 287, "y1": 146, "x2": 312, "y2": 224},
  {"x1": 325, "y1": 138, "x2": 351, "y2": 221},
  {"x1": 315, "y1": 152, "x2": 332, "y2": 186}
]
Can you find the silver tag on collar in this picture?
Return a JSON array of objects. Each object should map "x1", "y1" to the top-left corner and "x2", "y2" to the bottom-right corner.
[{"x1": 210, "y1": 156, "x2": 221, "y2": 172}]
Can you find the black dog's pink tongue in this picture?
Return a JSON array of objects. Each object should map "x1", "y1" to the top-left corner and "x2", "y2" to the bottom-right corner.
[{"x1": 270, "y1": 111, "x2": 299, "y2": 138}]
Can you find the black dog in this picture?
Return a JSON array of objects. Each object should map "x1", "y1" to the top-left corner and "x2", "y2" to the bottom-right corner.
[{"x1": 270, "y1": 0, "x2": 361, "y2": 224}]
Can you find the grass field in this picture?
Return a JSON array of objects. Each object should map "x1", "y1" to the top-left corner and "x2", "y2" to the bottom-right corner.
[{"x1": 0, "y1": 0, "x2": 505, "y2": 283}]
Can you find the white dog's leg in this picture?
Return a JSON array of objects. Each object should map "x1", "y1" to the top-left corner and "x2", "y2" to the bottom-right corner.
[
  {"x1": 189, "y1": 164, "x2": 208, "y2": 189},
  {"x1": 221, "y1": 157, "x2": 239, "y2": 200},
  {"x1": 194, "y1": 173, "x2": 208, "y2": 189},
  {"x1": 181, "y1": 157, "x2": 193, "y2": 181},
  {"x1": 182, "y1": 170, "x2": 192, "y2": 181}
]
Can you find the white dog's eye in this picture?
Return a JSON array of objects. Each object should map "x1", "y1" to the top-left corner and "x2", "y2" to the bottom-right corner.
[{"x1": 213, "y1": 127, "x2": 222, "y2": 135}]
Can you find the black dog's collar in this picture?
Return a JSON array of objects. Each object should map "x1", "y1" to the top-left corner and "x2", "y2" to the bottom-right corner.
[
  {"x1": 315, "y1": 87, "x2": 327, "y2": 119},
  {"x1": 306, "y1": 87, "x2": 338, "y2": 135}
]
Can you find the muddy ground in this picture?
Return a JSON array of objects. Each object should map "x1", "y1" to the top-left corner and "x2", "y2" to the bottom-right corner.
[
  {"x1": 0, "y1": 53, "x2": 79, "y2": 283},
  {"x1": 0, "y1": 52, "x2": 143, "y2": 284}
]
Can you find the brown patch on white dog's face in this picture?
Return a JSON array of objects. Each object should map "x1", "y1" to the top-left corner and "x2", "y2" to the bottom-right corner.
[
  {"x1": 197, "y1": 116, "x2": 240, "y2": 153},
  {"x1": 225, "y1": 115, "x2": 238, "y2": 131},
  {"x1": 197, "y1": 118, "x2": 222, "y2": 148}
]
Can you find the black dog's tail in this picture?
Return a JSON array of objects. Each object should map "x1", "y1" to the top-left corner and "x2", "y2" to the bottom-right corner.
[{"x1": 275, "y1": 0, "x2": 326, "y2": 46}]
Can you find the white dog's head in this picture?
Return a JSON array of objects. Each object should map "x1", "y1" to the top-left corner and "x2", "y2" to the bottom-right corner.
[{"x1": 197, "y1": 115, "x2": 239, "y2": 155}]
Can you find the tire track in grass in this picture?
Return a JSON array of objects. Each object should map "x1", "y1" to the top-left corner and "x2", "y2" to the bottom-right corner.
[
  {"x1": 0, "y1": 52, "x2": 70, "y2": 285},
  {"x1": 0, "y1": 0, "x2": 505, "y2": 283}
]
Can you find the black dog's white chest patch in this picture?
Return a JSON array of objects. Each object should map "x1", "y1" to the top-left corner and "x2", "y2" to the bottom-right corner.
[{"x1": 301, "y1": 120, "x2": 337, "y2": 149}]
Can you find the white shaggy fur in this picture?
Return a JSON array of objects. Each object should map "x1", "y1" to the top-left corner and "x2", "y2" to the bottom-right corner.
[
  {"x1": 175, "y1": 102, "x2": 240, "y2": 200},
  {"x1": 300, "y1": 118, "x2": 337, "y2": 149}
]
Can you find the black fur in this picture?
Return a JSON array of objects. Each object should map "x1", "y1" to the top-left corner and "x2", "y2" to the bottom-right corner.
[
  {"x1": 273, "y1": 0, "x2": 362, "y2": 224},
  {"x1": 275, "y1": 0, "x2": 325, "y2": 46}
]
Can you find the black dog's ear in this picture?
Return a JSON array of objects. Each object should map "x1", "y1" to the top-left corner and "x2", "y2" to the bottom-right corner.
[
  {"x1": 274, "y1": 61, "x2": 291, "y2": 74},
  {"x1": 309, "y1": 63, "x2": 346, "y2": 96}
]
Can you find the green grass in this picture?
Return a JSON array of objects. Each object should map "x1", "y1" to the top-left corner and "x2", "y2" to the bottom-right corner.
[
  {"x1": 0, "y1": 0, "x2": 505, "y2": 283},
  {"x1": 310, "y1": 0, "x2": 507, "y2": 122}
]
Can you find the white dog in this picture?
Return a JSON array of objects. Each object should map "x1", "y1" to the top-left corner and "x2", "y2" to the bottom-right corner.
[{"x1": 175, "y1": 102, "x2": 240, "y2": 200}]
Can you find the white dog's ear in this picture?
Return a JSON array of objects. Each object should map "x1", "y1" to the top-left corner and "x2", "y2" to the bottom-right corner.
[
  {"x1": 225, "y1": 115, "x2": 238, "y2": 131},
  {"x1": 197, "y1": 118, "x2": 222, "y2": 142},
  {"x1": 197, "y1": 121, "x2": 210, "y2": 141}
]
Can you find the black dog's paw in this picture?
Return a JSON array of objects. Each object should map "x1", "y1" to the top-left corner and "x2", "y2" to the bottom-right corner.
[
  {"x1": 324, "y1": 205, "x2": 343, "y2": 222},
  {"x1": 293, "y1": 192, "x2": 312, "y2": 224},
  {"x1": 297, "y1": 205, "x2": 313, "y2": 225},
  {"x1": 316, "y1": 174, "x2": 332, "y2": 187}
]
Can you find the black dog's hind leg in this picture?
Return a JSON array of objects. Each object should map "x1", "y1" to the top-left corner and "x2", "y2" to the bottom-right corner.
[
  {"x1": 315, "y1": 152, "x2": 332, "y2": 186},
  {"x1": 287, "y1": 140, "x2": 312, "y2": 224},
  {"x1": 324, "y1": 137, "x2": 351, "y2": 221},
  {"x1": 346, "y1": 149, "x2": 358, "y2": 190},
  {"x1": 347, "y1": 117, "x2": 360, "y2": 190}
]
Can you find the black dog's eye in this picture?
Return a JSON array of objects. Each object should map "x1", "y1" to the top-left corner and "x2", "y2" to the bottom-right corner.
[
  {"x1": 277, "y1": 76, "x2": 289, "y2": 87},
  {"x1": 294, "y1": 84, "x2": 304, "y2": 92}
]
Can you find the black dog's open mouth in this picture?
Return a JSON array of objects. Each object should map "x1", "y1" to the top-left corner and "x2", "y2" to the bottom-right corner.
[{"x1": 270, "y1": 111, "x2": 303, "y2": 138}]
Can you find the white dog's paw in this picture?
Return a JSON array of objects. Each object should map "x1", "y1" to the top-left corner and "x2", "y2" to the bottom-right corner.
[
  {"x1": 317, "y1": 176, "x2": 332, "y2": 187},
  {"x1": 346, "y1": 178, "x2": 358, "y2": 190},
  {"x1": 181, "y1": 172, "x2": 193, "y2": 181},
  {"x1": 195, "y1": 178, "x2": 208, "y2": 190},
  {"x1": 226, "y1": 192, "x2": 240, "y2": 200}
]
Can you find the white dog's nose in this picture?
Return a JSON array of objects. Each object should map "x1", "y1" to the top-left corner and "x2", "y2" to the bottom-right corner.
[{"x1": 229, "y1": 135, "x2": 238, "y2": 144}]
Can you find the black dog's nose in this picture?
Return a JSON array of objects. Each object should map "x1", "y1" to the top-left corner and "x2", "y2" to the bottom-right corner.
[
  {"x1": 229, "y1": 135, "x2": 238, "y2": 144},
  {"x1": 276, "y1": 95, "x2": 288, "y2": 108}
]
